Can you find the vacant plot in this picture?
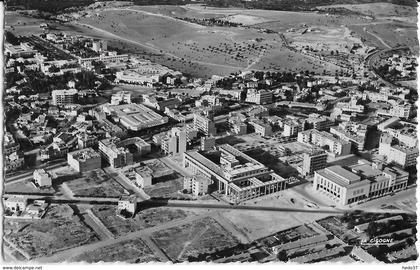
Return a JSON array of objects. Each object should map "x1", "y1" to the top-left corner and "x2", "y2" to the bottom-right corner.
[
  {"x1": 152, "y1": 217, "x2": 239, "y2": 261},
  {"x1": 71, "y1": 238, "x2": 160, "y2": 263},
  {"x1": 349, "y1": 22, "x2": 418, "y2": 50},
  {"x1": 144, "y1": 177, "x2": 186, "y2": 199},
  {"x1": 91, "y1": 205, "x2": 194, "y2": 237},
  {"x1": 3, "y1": 204, "x2": 99, "y2": 259},
  {"x1": 65, "y1": 169, "x2": 127, "y2": 198},
  {"x1": 4, "y1": 179, "x2": 55, "y2": 195}
]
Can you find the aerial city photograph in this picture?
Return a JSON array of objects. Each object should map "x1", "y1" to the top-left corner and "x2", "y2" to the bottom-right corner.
[{"x1": 1, "y1": 0, "x2": 418, "y2": 265}]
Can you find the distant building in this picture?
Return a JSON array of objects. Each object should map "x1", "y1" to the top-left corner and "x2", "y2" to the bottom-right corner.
[
  {"x1": 77, "y1": 133, "x2": 98, "y2": 149},
  {"x1": 330, "y1": 122, "x2": 367, "y2": 151},
  {"x1": 99, "y1": 138, "x2": 133, "y2": 168},
  {"x1": 250, "y1": 121, "x2": 272, "y2": 137},
  {"x1": 245, "y1": 89, "x2": 273, "y2": 105},
  {"x1": 92, "y1": 40, "x2": 107, "y2": 52},
  {"x1": 184, "y1": 174, "x2": 212, "y2": 196},
  {"x1": 193, "y1": 109, "x2": 216, "y2": 136},
  {"x1": 135, "y1": 166, "x2": 153, "y2": 188},
  {"x1": 305, "y1": 113, "x2": 334, "y2": 131},
  {"x1": 102, "y1": 103, "x2": 168, "y2": 131},
  {"x1": 300, "y1": 149, "x2": 327, "y2": 176},
  {"x1": 161, "y1": 127, "x2": 187, "y2": 155},
  {"x1": 67, "y1": 148, "x2": 102, "y2": 173},
  {"x1": 4, "y1": 195, "x2": 27, "y2": 213},
  {"x1": 117, "y1": 195, "x2": 137, "y2": 218},
  {"x1": 282, "y1": 120, "x2": 301, "y2": 137},
  {"x1": 379, "y1": 133, "x2": 418, "y2": 168},
  {"x1": 51, "y1": 89, "x2": 78, "y2": 106},
  {"x1": 111, "y1": 91, "x2": 131, "y2": 105},
  {"x1": 298, "y1": 129, "x2": 351, "y2": 156},
  {"x1": 33, "y1": 169, "x2": 52, "y2": 187},
  {"x1": 200, "y1": 136, "x2": 216, "y2": 151}
]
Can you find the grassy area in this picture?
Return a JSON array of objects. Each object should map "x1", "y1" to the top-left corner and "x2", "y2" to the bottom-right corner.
[
  {"x1": 71, "y1": 238, "x2": 160, "y2": 263},
  {"x1": 152, "y1": 217, "x2": 239, "y2": 261},
  {"x1": 3, "y1": 204, "x2": 99, "y2": 259}
]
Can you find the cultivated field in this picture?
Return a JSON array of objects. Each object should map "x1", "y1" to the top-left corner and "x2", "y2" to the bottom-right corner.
[
  {"x1": 3, "y1": 204, "x2": 99, "y2": 259},
  {"x1": 151, "y1": 217, "x2": 240, "y2": 261},
  {"x1": 71, "y1": 238, "x2": 160, "y2": 263}
]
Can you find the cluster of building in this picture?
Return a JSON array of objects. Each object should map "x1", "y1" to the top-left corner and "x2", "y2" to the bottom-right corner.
[{"x1": 183, "y1": 144, "x2": 287, "y2": 204}]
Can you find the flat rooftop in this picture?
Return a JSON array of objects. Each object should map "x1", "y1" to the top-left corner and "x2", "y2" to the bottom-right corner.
[{"x1": 104, "y1": 103, "x2": 168, "y2": 130}]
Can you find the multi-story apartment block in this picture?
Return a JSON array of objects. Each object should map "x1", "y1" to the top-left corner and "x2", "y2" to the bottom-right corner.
[
  {"x1": 298, "y1": 129, "x2": 351, "y2": 156},
  {"x1": 51, "y1": 89, "x2": 78, "y2": 106},
  {"x1": 193, "y1": 109, "x2": 216, "y2": 136},
  {"x1": 99, "y1": 138, "x2": 133, "y2": 168},
  {"x1": 300, "y1": 149, "x2": 328, "y2": 176}
]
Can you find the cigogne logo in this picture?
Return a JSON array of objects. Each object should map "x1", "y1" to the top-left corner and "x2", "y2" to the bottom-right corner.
[{"x1": 361, "y1": 237, "x2": 394, "y2": 245}]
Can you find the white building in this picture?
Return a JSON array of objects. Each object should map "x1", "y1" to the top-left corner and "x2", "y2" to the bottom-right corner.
[
  {"x1": 117, "y1": 195, "x2": 137, "y2": 217},
  {"x1": 245, "y1": 89, "x2": 273, "y2": 105},
  {"x1": 184, "y1": 174, "x2": 211, "y2": 196},
  {"x1": 313, "y1": 161, "x2": 408, "y2": 205},
  {"x1": 111, "y1": 91, "x2": 131, "y2": 105},
  {"x1": 51, "y1": 89, "x2": 78, "y2": 106},
  {"x1": 135, "y1": 166, "x2": 153, "y2": 188},
  {"x1": 33, "y1": 169, "x2": 52, "y2": 187},
  {"x1": 161, "y1": 127, "x2": 187, "y2": 155}
]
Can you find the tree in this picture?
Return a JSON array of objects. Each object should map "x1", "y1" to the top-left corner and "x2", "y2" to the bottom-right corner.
[
  {"x1": 366, "y1": 222, "x2": 378, "y2": 238},
  {"x1": 277, "y1": 250, "x2": 288, "y2": 262}
]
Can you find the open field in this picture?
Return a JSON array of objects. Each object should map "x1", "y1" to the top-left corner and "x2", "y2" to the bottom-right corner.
[
  {"x1": 4, "y1": 179, "x2": 55, "y2": 195},
  {"x1": 73, "y1": 6, "x2": 353, "y2": 76},
  {"x1": 71, "y1": 238, "x2": 160, "y2": 263},
  {"x1": 151, "y1": 217, "x2": 240, "y2": 261},
  {"x1": 222, "y1": 190, "x2": 331, "y2": 240},
  {"x1": 349, "y1": 22, "x2": 418, "y2": 50},
  {"x1": 317, "y1": 3, "x2": 417, "y2": 23},
  {"x1": 64, "y1": 169, "x2": 127, "y2": 198},
  {"x1": 91, "y1": 206, "x2": 195, "y2": 237},
  {"x1": 3, "y1": 204, "x2": 99, "y2": 259}
]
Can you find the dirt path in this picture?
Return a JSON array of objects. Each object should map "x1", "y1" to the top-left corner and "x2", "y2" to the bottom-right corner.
[{"x1": 34, "y1": 213, "x2": 212, "y2": 263}]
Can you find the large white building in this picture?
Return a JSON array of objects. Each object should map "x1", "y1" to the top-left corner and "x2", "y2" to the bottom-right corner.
[
  {"x1": 161, "y1": 127, "x2": 187, "y2": 155},
  {"x1": 67, "y1": 148, "x2": 102, "y2": 173},
  {"x1": 184, "y1": 174, "x2": 212, "y2": 196},
  {"x1": 99, "y1": 138, "x2": 133, "y2": 168},
  {"x1": 102, "y1": 103, "x2": 168, "y2": 131},
  {"x1": 313, "y1": 161, "x2": 408, "y2": 205},
  {"x1": 33, "y1": 169, "x2": 52, "y2": 187},
  {"x1": 329, "y1": 122, "x2": 367, "y2": 151},
  {"x1": 183, "y1": 144, "x2": 287, "y2": 204},
  {"x1": 245, "y1": 89, "x2": 273, "y2": 105},
  {"x1": 298, "y1": 129, "x2": 352, "y2": 156},
  {"x1": 379, "y1": 133, "x2": 418, "y2": 168},
  {"x1": 193, "y1": 110, "x2": 216, "y2": 136},
  {"x1": 111, "y1": 91, "x2": 131, "y2": 105}
]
